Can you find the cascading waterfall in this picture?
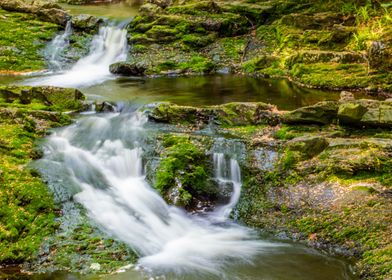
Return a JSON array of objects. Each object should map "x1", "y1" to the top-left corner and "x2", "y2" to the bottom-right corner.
[
  {"x1": 38, "y1": 110, "x2": 279, "y2": 277},
  {"x1": 213, "y1": 153, "x2": 242, "y2": 219},
  {"x1": 45, "y1": 21, "x2": 73, "y2": 71},
  {"x1": 25, "y1": 24, "x2": 128, "y2": 88}
]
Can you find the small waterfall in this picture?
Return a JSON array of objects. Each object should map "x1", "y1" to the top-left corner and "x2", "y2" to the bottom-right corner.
[
  {"x1": 38, "y1": 110, "x2": 277, "y2": 277},
  {"x1": 213, "y1": 153, "x2": 243, "y2": 219},
  {"x1": 45, "y1": 21, "x2": 72, "y2": 71},
  {"x1": 26, "y1": 24, "x2": 128, "y2": 88}
]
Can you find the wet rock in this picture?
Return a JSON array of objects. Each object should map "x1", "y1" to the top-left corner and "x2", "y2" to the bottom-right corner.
[
  {"x1": 109, "y1": 62, "x2": 147, "y2": 76},
  {"x1": 71, "y1": 14, "x2": 103, "y2": 32},
  {"x1": 283, "y1": 101, "x2": 339, "y2": 125}
]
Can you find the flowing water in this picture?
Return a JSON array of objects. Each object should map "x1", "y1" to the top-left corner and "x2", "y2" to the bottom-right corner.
[
  {"x1": 33, "y1": 108, "x2": 356, "y2": 280},
  {"x1": 26, "y1": 25, "x2": 128, "y2": 88},
  {"x1": 0, "y1": 12, "x2": 361, "y2": 279}
]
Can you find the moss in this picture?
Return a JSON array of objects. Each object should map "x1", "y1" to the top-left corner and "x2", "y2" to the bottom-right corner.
[
  {"x1": 155, "y1": 135, "x2": 217, "y2": 208},
  {"x1": 179, "y1": 55, "x2": 215, "y2": 73},
  {"x1": 0, "y1": 9, "x2": 59, "y2": 72}
]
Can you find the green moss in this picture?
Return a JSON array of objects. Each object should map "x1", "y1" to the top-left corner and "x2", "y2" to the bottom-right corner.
[
  {"x1": 179, "y1": 55, "x2": 215, "y2": 73},
  {"x1": 0, "y1": 123, "x2": 56, "y2": 263},
  {"x1": 0, "y1": 9, "x2": 59, "y2": 72},
  {"x1": 155, "y1": 135, "x2": 216, "y2": 208}
]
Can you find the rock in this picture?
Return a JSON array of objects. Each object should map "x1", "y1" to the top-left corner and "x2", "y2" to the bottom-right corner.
[
  {"x1": 339, "y1": 91, "x2": 355, "y2": 102},
  {"x1": 280, "y1": 12, "x2": 354, "y2": 29},
  {"x1": 71, "y1": 14, "x2": 103, "y2": 32},
  {"x1": 337, "y1": 100, "x2": 392, "y2": 127},
  {"x1": 90, "y1": 263, "x2": 101, "y2": 271},
  {"x1": 283, "y1": 101, "x2": 339, "y2": 125},
  {"x1": 338, "y1": 103, "x2": 368, "y2": 124},
  {"x1": 213, "y1": 102, "x2": 280, "y2": 126},
  {"x1": 145, "y1": 102, "x2": 279, "y2": 126},
  {"x1": 146, "y1": 0, "x2": 172, "y2": 9},
  {"x1": 109, "y1": 62, "x2": 146, "y2": 76},
  {"x1": 368, "y1": 40, "x2": 392, "y2": 71},
  {"x1": 287, "y1": 51, "x2": 366, "y2": 66},
  {"x1": 287, "y1": 136, "x2": 329, "y2": 158},
  {"x1": 0, "y1": 85, "x2": 85, "y2": 111},
  {"x1": 0, "y1": 0, "x2": 69, "y2": 26},
  {"x1": 139, "y1": 3, "x2": 163, "y2": 16},
  {"x1": 37, "y1": 7, "x2": 68, "y2": 26}
]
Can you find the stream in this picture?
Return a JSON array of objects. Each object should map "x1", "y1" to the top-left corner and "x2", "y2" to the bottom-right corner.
[{"x1": 0, "y1": 8, "x2": 360, "y2": 280}]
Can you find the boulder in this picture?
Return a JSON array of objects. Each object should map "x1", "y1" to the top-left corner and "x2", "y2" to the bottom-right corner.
[
  {"x1": 0, "y1": 85, "x2": 85, "y2": 111},
  {"x1": 0, "y1": 0, "x2": 69, "y2": 25},
  {"x1": 109, "y1": 62, "x2": 147, "y2": 76},
  {"x1": 287, "y1": 136, "x2": 329, "y2": 158},
  {"x1": 337, "y1": 103, "x2": 368, "y2": 124},
  {"x1": 145, "y1": 102, "x2": 279, "y2": 126},
  {"x1": 283, "y1": 101, "x2": 339, "y2": 125},
  {"x1": 139, "y1": 3, "x2": 163, "y2": 16},
  {"x1": 337, "y1": 100, "x2": 392, "y2": 127},
  {"x1": 71, "y1": 14, "x2": 103, "y2": 32}
]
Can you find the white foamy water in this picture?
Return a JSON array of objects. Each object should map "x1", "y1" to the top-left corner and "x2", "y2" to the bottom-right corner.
[
  {"x1": 45, "y1": 20, "x2": 73, "y2": 71},
  {"x1": 25, "y1": 25, "x2": 128, "y2": 88},
  {"x1": 213, "y1": 153, "x2": 242, "y2": 219},
  {"x1": 40, "y1": 111, "x2": 279, "y2": 277}
]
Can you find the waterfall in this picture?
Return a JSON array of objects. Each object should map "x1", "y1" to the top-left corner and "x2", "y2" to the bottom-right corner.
[
  {"x1": 25, "y1": 24, "x2": 128, "y2": 88},
  {"x1": 38, "y1": 110, "x2": 277, "y2": 277},
  {"x1": 45, "y1": 21, "x2": 72, "y2": 71},
  {"x1": 213, "y1": 153, "x2": 243, "y2": 219}
]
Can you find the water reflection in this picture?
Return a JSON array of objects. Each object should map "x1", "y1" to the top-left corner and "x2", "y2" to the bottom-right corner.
[{"x1": 84, "y1": 75, "x2": 343, "y2": 110}]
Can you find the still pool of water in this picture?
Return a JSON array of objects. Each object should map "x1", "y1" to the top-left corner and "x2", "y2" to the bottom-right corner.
[
  {"x1": 60, "y1": 0, "x2": 141, "y2": 19},
  {"x1": 0, "y1": 73, "x2": 377, "y2": 110}
]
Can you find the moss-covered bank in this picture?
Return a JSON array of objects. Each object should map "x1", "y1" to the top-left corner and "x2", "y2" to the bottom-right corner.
[{"x1": 0, "y1": 86, "x2": 83, "y2": 264}]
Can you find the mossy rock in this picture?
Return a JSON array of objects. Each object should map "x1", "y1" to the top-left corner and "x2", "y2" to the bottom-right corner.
[
  {"x1": 145, "y1": 101, "x2": 279, "y2": 126},
  {"x1": 283, "y1": 101, "x2": 339, "y2": 125},
  {"x1": 286, "y1": 136, "x2": 329, "y2": 159},
  {"x1": 338, "y1": 102, "x2": 368, "y2": 124},
  {"x1": 0, "y1": 85, "x2": 85, "y2": 111}
]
